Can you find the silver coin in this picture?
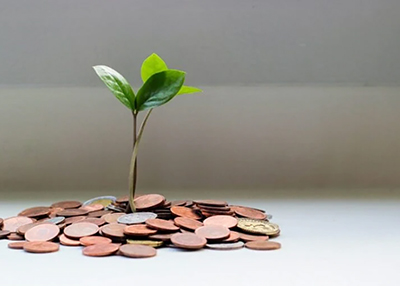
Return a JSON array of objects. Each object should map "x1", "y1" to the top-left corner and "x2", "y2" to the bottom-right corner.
[
  {"x1": 83, "y1": 196, "x2": 116, "y2": 207},
  {"x1": 106, "y1": 204, "x2": 125, "y2": 212},
  {"x1": 206, "y1": 241, "x2": 244, "y2": 250},
  {"x1": 117, "y1": 212, "x2": 157, "y2": 225},
  {"x1": 45, "y1": 216, "x2": 65, "y2": 225},
  {"x1": 266, "y1": 214, "x2": 273, "y2": 220}
]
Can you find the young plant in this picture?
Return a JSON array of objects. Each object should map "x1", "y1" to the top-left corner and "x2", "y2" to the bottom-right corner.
[{"x1": 93, "y1": 53, "x2": 202, "y2": 213}]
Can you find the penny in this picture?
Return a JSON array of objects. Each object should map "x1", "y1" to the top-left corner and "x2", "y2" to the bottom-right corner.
[
  {"x1": 51, "y1": 201, "x2": 82, "y2": 209},
  {"x1": 170, "y1": 206, "x2": 202, "y2": 220},
  {"x1": 56, "y1": 208, "x2": 89, "y2": 217},
  {"x1": 203, "y1": 215, "x2": 238, "y2": 229},
  {"x1": 102, "y1": 213, "x2": 124, "y2": 224},
  {"x1": 201, "y1": 210, "x2": 235, "y2": 217},
  {"x1": 48, "y1": 207, "x2": 64, "y2": 218},
  {"x1": 237, "y1": 218, "x2": 280, "y2": 236},
  {"x1": 117, "y1": 212, "x2": 157, "y2": 225},
  {"x1": 194, "y1": 200, "x2": 227, "y2": 207},
  {"x1": 206, "y1": 241, "x2": 244, "y2": 250},
  {"x1": 83, "y1": 196, "x2": 116, "y2": 207},
  {"x1": 59, "y1": 234, "x2": 81, "y2": 246},
  {"x1": 88, "y1": 210, "x2": 112, "y2": 218},
  {"x1": 82, "y1": 243, "x2": 120, "y2": 257},
  {"x1": 0, "y1": 230, "x2": 11, "y2": 238},
  {"x1": 25, "y1": 224, "x2": 60, "y2": 242},
  {"x1": 23, "y1": 241, "x2": 59, "y2": 253},
  {"x1": 79, "y1": 236, "x2": 112, "y2": 246},
  {"x1": 64, "y1": 216, "x2": 86, "y2": 225},
  {"x1": 8, "y1": 241, "x2": 27, "y2": 249},
  {"x1": 126, "y1": 239, "x2": 164, "y2": 248},
  {"x1": 170, "y1": 233, "x2": 207, "y2": 250},
  {"x1": 174, "y1": 217, "x2": 204, "y2": 231},
  {"x1": 171, "y1": 200, "x2": 186, "y2": 206},
  {"x1": 100, "y1": 223, "x2": 126, "y2": 239},
  {"x1": 237, "y1": 232, "x2": 269, "y2": 242},
  {"x1": 17, "y1": 222, "x2": 50, "y2": 236},
  {"x1": 195, "y1": 225, "x2": 230, "y2": 241},
  {"x1": 79, "y1": 204, "x2": 104, "y2": 213},
  {"x1": 116, "y1": 195, "x2": 129, "y2": 204},
  {"x1": 2, "y1": 216, "x2": 34, "y2": 232},
  {"x1": 163, "y1": 201, "x2": 171, "y2": 208},
  {"x1": 245, "y1": 240, "x2": 281, "y2": 250},
  {"x1": 148, "y1": 233, "x2": 174, "y2": 242},
  {"x1": 185, "y1": 200, "x2": 194, "y2": 207},
  {"x1": 45, "y1": 216, "x2": 65, "y2": 225},
  {"x1": 124, "y1": 225, "x2": 157, "y2": 236},
  {"x1": 222, "y1": 231, "x2": 240, "y2": 243},
  {"x1": 145, "y1": 218, "x2": 180, "y2": 232},
  {"x1": 8, "y1": 233, "x2": 25, "y2": 240},
  {"x1": 134, "y1": 194, "x2": 165, "y2": 210},
  {"x1": 79, "y1": 217, "x2": 106, "y2": 226},
  {"x1": 231, "y1": 206, "x2": 267, "y2": 220},
  {"x1": 64, "y1": 222, "x2": 99, "y2": 239},
  {"x1": 119, "y1": 244, "x2": 157, "y2": 258},
  {"x1": 18, "y1": 206, "x2": 51, "y2": 218},
  {"x1": 231, "y1": 205, "x2": 266, "y2": 213}
]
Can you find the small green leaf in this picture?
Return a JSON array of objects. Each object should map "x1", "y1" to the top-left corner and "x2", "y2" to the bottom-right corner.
[
  {"x1": 136, "y1": 70, "x2": 186, "y2": 111},
  {"x1": 93, "y1": 65, "x2": 135, "y2": 110},
  {"x1": 177, "y1": 85, "x2": 202, "y2": 95},
  {"x1": 141, "y1": 53, "x2": 168, "y2": 83}
]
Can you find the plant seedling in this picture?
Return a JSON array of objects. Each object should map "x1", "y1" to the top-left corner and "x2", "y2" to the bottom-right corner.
[{"x1": 93, "y1": 53, "x2": 202, "y2": 212}]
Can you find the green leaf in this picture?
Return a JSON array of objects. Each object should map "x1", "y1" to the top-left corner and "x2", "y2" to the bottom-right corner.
[
  {"x1": 136, "y1": 70, "x2": 186, "y2": 111},
  {"x1": 177, "y1": 85, "x2": 202, "y2": 95},
  {"x1": 141, "y1": 53, "x2": 168, "y2": 83},
  {"x1": 93, "y1": 65, "x2": 135, "y2": 110}
]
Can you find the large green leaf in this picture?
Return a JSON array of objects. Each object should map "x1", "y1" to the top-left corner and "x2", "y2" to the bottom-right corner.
[
  {"x1": 141, "y1": 53, "x2": 168, "y2": 83},
  {"x1": 93, "y1": 65, "x2": 135, "y2": 110},
  {"x1": 136, "y1": 70, "x2": 186, "y2": 111},
  {"x1": 177, "y1": 85, "x2": 202, "y2": 95}
]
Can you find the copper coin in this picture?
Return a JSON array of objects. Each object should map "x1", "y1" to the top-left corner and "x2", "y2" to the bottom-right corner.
[
  {"x1": 82, "y1": 243, "x2": 120, "y2": 257},
  {"x1": 79, "y1": 236, "x2": 112, "y2": 246},
  {"x1": 245, "y1": 240, "x2": 281, "y2": 250},
  {"x1": 201, "y1": 210, "x2": 235, "y2": 217},
  {"x1": 0, "y1": 230, "x2": 11, "y2": 238},
  {"x1": 102, "y1": 213, "x2": 124, "y2": 224},
  {"x1": 194, "y1": 200, "x2": 227, "y2": 207},
  {"x1": 203, "y1": 215, "x2": 238, "y2": 229},
  {"x1": 56, "y1": 208, "x2": 89, "y2": 217},
  {"x1": 25, "y1": 224, "x2": 60, "y2": 242},
  {"x1": 51, "y1": 200, "x2": 82, "y2": 209},
  {"x1": 64, "y1": 216, "x2": 86, "y2": 225},
  {"x1": 24, "y1": 241, "x2": 59, "y2": 253},
  {"x1": 134, "y1": 194, "x2": 166, "y2": 210},
  {"x1": 3, "y1": 216, "x2": 34, "y2": 232},
  {"x1": 199, "y1": 205, "x2": 232, "y2": 211},
  {"x1": 162, "y1": 201, "x2": 171, "y2": 208},
  {"x1": 8, "y1": 241, "x2": 27, "y2": 249},
  {"x1": 222, "y1": 231, "x2": 240, "y2": 243},
  {"x1": 145, "y1": 218, "x2": 179, "y2": 232},
  {"x1": 237, "y1": 232, "x2": 269, "y2": 242},
  {"x1": 171, "y1": 200, "x2": 186, "y2": 206},
  {"x1": 79, "y1": 204, "x2": 104, "y2": 213},
  {"x1": 124, "y1": 225, "x2": 157, "y2": 236},
  {"x1": 119, "y1": 244, "x2": 157, "y2": 258},
  {"x1": 149, "y1": 233, "x2": 174, "y2": 242},
  {"x1": 231, "y1": 206, "x2": 267, "y2": 220},
  {"x1": 116, "y1": 195, "x2": 129, "y2": 204},
  {"x1": 88, "y1": 210, "x2": 112, "y2": 218},
  {"x1": 170, "y1": 233, "x2": 207, "y2": 250},
  {"x1": 174, "y1": 217, "x2": 204, "y2": 231},
  {"x1": 100, "y1": 223, "x2": 126, "y2": 239},
  {"x1": 17, "y1": 222, "x2": 47, "y2": 236},
  {"x1": 64, "y1": 222, "x2": 99, "y2": 239},
  {"x1": 48, "y1": 207, "x2": 64, "y2": 218},
  {"x1": 185, "y1": 200, "x2": 194, "y2": 207},
  {"x1": 195, "y1": 225, "x2": 230, "y2": 241},
  {"x1": 171, "y1": 206, "x2": 202, "y2": 220},
  {"x1": 59, "y1": 234, "x2": 81, "y2": 246},
  {"x1": 79, "y1": 217, "x2": 106, "y2": 226},
  {"x1": 19, "y1": 206, "x2": 51, "y2": 218},
  {"x1": 7, "y1": 233, "x2": 24, "y2": 240}
]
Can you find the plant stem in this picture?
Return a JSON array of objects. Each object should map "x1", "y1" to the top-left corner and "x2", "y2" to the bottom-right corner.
[{"x1": 127, "y1": 111, "x2": 137, "y2": 213}]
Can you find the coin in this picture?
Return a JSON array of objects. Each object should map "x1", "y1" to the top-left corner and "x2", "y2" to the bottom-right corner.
[
  {"x1": 195, "y1": 225, "x2": 230, "y2": 241},
  {"x1": 222, "y1": 231, "x2": 240, "y2": 243},
  {"x1": 245, "y1": 241, "x2": 281, "y2": 250},
  {"x1": 198, "y1": 205, "x2": 232, "y2": 212},
  {"x1": 51, "y1": 201, "x2": 82, "y2": 209},
  {"x1": 116, "y1": 195, "x2": 129, "y2": 204},
  {"x1": 79, "y1": 217, "x2": 106, "y2": 226},
  {"x1": 64, "y1": 216, "x2": 86, "y2": 225},
  {"x1": 102, "y1": 213, "x2": 124, "y2": 224},
  {"x1": 0, "y1": 230, "x2": 11, "y2": 238},
  {"x1": 79, "y1": 204, "x2": 104, "y2": 213},
  {"x1": 79, "y1": 236, "x2": 112, "y2": 246},
  {"x1": 18, "y1": 206, "x2": 51, "y2": 218},
  {"x1": 206, "y1": 241, "x2": 244, "y2": 250},
  {"x1": 194, "y1": 200, "x2": 227, "y2": 207},
  {"x1": 8, "y1": 241, "x2": 27, "y2": 249},
  {"x1": 170, "y1": 233, "x2": 207, "y2": 250},
  {"x1": 56, "y1": 209, "x2": 89, "y2": 217},
  {"x1": 171, "y1": 200, "x2": 186, "y2": 206},
  {"x1": 237, "y1": 232, "x2": 269, "y2": 242},
  {"x1": 171, "y1": 206, "x2": 202, "y2": 220},
  {"x1": 82, "y1": 243, "x2": 120, "y2": 257},
  {"x1": 173, "y1": 217, "x2": 203, "y2": 231},
  {"x1": 124, "y1": 225, "x2": 157, "y2": 236},
  {"x1": 17, "y1": 222, "x2": 49, "y2": 236},
  {"x1": 134, "y1": 194, "x2": 165, "y2": 210},
  {"x1": 59, "y1": 234, "x2": 81, "y2": 246},
  {"x1": 126, "y1": 239, "x2": 164, "y2": 248},
  {"x1": 237, "y1": 218, "x2": 280, "y2": 236},
  {"x1": 203, "y1": 215, "x2": 238, "y2": 229},
  {"x1": 145, "y1": 218, "x2": 180, "y2": 232},
  {"x1": 83, "y1": 196, "x2": 116, "y2": 207},
  {"x1": 48, "y1": 207, "x2": 64, "y2": 218},
  {"x1": 119, "y1": 244, "x2": 157, "y2": 258},
  {"x1": 231, "y1": 206, "x2": 267, "y2": 220},
  {"x1": 45, "y1": 216, "x2": 65, "y2": 225},
  {"x1": 100, "y1": 223, "x2": 126, "y2": 239},
  {"x1": 148, "y1": 233, "x2": 174, "y2": 242},
  {"x1": 2, "y1": 216, "x2": 34, "y2": 232},
  {"x1": 23, "y1": 241, "x2": 59, "y2": 253},
  {"x1": 106, "y1": 204, "x2": 125, "y2": 212},
  {"x1": 8, "y1": 233, "x2": 25, "y2": 240},
  {"x1": 117, "y1": 212, "x2": 157, "y2": 225},
  {"x1": 88, "y1": 210, "x2": 112, "y2": 218},
  {"x1": 25, "y1": 224, "x2": 60, "y2": 242},
  {"x1": 64, "y1": 222, "x2": 99, "y2": 239}
]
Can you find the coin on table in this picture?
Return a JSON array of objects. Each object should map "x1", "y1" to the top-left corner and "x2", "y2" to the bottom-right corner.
[
  {"x1": 203, "y1": 215, "x2": 238, "y2": 229},
  {"x1": 8, "y1": 233, "x2": 25, "y2": 240},
  {"x1": 2, "y1": 216, "x2": 34, "y2": 232},
  {"x1": 194, "y1": 200, "x2": 228, "y2": 207},
  {"x1": 82, "y1": 243, "x2": 120, "y2": 257},
  {"x1": 171, "y1": 206, "x2": 202, "y2": 220},
  {"x1": 8, "y1": 241, "x2": 27, "y2": 249},
  {"x1": 17, "y1": 222, "x2": 49, "y2": 236},
  {"x1": 134, "y1": 194, "x2": 166, "y2": 210},
  {"x1": 23, "y1": 241, "x2": 59, "y2": 253},
  {"x1": 18, "y1": 206, "x2": 51, "y2": 218},
  {"x1": 170, "y1": 233, "x2": 207, "y2": 250},
  {"x1": 79, "y1": 236, "x2": 112, "y2": 246},
  {"x1": 56, "y1": 209, "x2": 89, "y2": 217},
  {"x1": 117, "y1": 212, "x2": 157, "y2": 225},
  {"x1": 231, "y1": 206, "x2": 267, "y2": 220},
  {"x1": 83, "y1": 196, "x2": 116, "y2": 207},
  {"x1": 79, "y1": 204, "x2": 104, "y2": 213},
  {"x1": 148, "y1": 233, "x2": 174, "y2": 242},
  {"x1": 0, "y1": 230, "x2": 11, "y2": 239},
  {"x1": 174, "y1": 217, "x2": 203, "y2": 231},
  {"x1": 222, "y1": 231, "x2": 240, "y2": 243},
  {"x1": 64, "y1": 222, "x2": 99, "y2": 239},
  {"x1": 145, "y1": 218, "x2": 179, "y2": 232},
  {"x1": 119, "y1": 244, "x2": 157, "y2": 258},
  {"x1": 100, "y1": 223, "x2": 126, "y2": 239},
  {"x1": 195, "y1": 225, "x2": 230, "y2": 241},
  {"x1": 237, "y1": 232, "x2": 269, "y2": 242},
  {"x1": 206, "y1": 241, "x2": 244, "y2": 250},
  {"x1": 126, "y1": 239, "x2": 164, "y2": 248},
  {"x1": 59, "y1": 234, "x2": 81, "y2": 246},
  {"x1": 51, "y1": 201, "x2": 82, "y2": 209},
  {"x1": 25, "y1": 224, "x2": 60, "y2": 242},
  {"x1": 237, "y1": 218, "x2": 280, "y2": 236},
  {"x1": 124, "y1": 225, "x2": 157, "y2": 236},
  {"x1": 245, "y1": 240, "x2": 281, "y2": 250},
  {"x1": 45, "y1": 216, "x2": 65, "y2": 225},
  {"x1": 102, "y1": 213, "x2": 124, "y2": 224}
]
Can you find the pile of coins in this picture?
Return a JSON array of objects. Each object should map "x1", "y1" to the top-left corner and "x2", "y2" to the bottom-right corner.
[{"x1": 0, "y1": 194, "x2": 281, "y2": 258}]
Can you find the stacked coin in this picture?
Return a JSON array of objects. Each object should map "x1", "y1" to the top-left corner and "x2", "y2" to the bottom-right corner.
[{"x1": 0, "y1": 194, "x2": 281, "y2": 257}]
